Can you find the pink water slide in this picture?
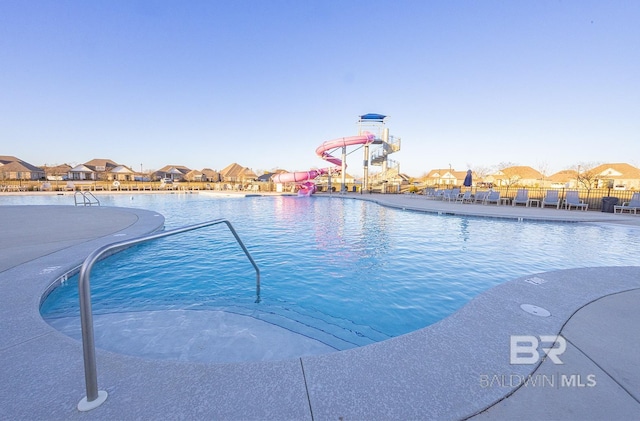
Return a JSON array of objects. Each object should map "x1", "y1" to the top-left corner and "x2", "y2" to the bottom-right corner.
[{"x1": 272, "y1": 132, "x2": 376, "y2": 196}]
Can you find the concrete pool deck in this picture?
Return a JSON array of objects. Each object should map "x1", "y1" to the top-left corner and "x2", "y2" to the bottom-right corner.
[{"x1": 1, "y1": 195, "x2": 639, "y2": 420}]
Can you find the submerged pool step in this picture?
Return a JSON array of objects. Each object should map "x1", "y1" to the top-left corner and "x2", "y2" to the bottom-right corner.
[
  {"x1": 44, "y1": 301, "x2": 393, "y2": 362},
  {"x1": 231, "y1": 303, "x2": 393, "y2": 350},
  {"x1": 46, "y1": 309, "x2": 339, "y2": 363}
]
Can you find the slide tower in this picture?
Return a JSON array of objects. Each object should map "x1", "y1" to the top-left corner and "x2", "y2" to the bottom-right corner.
[{"x1": 358, "y1": 114, "x2": 401, "y2": 192}]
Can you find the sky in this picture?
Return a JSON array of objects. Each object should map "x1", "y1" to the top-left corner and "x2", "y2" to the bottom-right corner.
[{"x1": 1, "y1": 0, "x2": 639, "y2": 178}]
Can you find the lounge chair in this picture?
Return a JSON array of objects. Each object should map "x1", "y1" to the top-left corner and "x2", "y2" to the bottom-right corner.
[
  {"x1": 563, "y1": 190, "x2": 589, "y2": 211},
  {"x1": 542, "y1": 190, "x2": 561, "y2": 209},
  {"x1": 423, "y1": 187, "x2": 437, "y2": 199},
  {"x1": 456, "y1": 190, "x2": 473, "y2": 204},
  {"x1": 443, "y1": 188, "x2": 460, "y2": 202},
  {"x1": 614, "y1": 192, "x2": 640, "y2": 214},
  {"x1": 474, "y1": 191, "x2": 488, "y2": 204},
  {"x1": 484, "y1": 190, "x2": 500, "y2": 205},
  {"x1": 436, "y1": 189, "x2": 450, "y2": 200},
  {"x1": 512, "y1": 189, "x2": 529, "y2": 207},
  {"x1": 432, "y1": 189, "x2": 445, "y2": 200}
]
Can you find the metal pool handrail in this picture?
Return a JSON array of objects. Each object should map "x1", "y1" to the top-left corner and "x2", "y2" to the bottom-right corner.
[
  {"x1": 74, "y1": 191, "x2": 101, "y2": 206},
  {"x1": 76, "y1": 219, "x2": 260, "y2": 411}
]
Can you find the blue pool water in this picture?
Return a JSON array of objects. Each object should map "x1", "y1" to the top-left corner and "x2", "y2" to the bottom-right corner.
[{"x1": 11, "y1": 194, "x2": 639, "y2": 353}]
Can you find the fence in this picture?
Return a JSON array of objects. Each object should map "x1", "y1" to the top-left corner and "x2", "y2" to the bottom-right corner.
[{"x1": 439, "y1": 187, "x2": 634, "y2": 211}]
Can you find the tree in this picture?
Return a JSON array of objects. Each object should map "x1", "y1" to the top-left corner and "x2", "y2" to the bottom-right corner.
[
  {"x1": 496, "y1": 162, "x2": 520, "y2": 190},
  {"x1": 575, "y1": 162, "x2": 599, "y2": 190},
  {"x1": 536, "y1": 161, "x2": 549, "y2": 187},
  {"x1": 472, "y1": 165, "x2": 492, "y2": 180}
]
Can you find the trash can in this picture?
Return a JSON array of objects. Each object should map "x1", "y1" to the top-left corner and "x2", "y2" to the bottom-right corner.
[{"x1": 601, "y1": 197, "x2": 618, "y2": 213}]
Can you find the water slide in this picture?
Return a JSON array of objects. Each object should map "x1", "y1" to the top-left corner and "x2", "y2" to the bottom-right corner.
[{"x1": 272, "y1": 132, "x2": 376, "y2": 196}]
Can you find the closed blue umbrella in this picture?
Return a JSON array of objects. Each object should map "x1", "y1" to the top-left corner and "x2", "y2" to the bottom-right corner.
[{"x1": 463, "y1": 170, "x2": 473, "y2": 187}]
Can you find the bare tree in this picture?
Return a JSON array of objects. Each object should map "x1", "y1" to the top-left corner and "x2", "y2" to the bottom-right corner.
[
  {"x1": 495, "y1": 162, "x2": 520, "y2": 190},
  {"x1": 472, "y1": 165, "x2": 492, "y2": 180},
  {"x1": 497, "y1": 161, "x2": 518, "y2": 170},
  {"x1": 536, "y1": 161, "x2": 549, "y2": 187},
  {"x1": 575, "y1": 162, "x2": 600, "y2": 190}
]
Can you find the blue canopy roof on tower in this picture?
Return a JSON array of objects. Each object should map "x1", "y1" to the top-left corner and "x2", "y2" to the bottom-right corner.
[{"x1": 359, "y1": 113, "x2": 387, "y2": 121}]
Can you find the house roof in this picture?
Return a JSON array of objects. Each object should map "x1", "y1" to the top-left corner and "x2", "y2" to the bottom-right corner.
[
  {"x1": 157, "y1": 165, "x2": 191, "y2": 174},
  {"x1": 70, "y1": 164, "x2": 94, "y2": 172},
  {"x1": 425, "y1": 168, "x2": 456, "y2": 178},
  {"x1": 548, "y1": 169, "x2": 578, "y2": 183},
  {"x1": 0, "y1": 156, "x2": 44, "y2": 173},
  {"x1": 257, "y1": 173, "x2": 274, "y2": 182},
  {"x1": 84, "y1": 159, "x2": 119, "y2": 170},
  {"x1": 111, "y1": 165, "x2": 134, "y2": 174},
  {"x1": 0, "y1": 155, "x2": 20, "y2": 165},
  {"x1": 423, "y1": 168, "x2": 473, "y2": 182},
  {"x1": 219, "y1": 163, "x2": 257, "y2": 179},
  {"x1": 242, "y1": 167, "x2": 258, "y2": 179},
  {"x1": 220, "y1": 163, "x2": 246, "y2": 178},
  {"x1": 45, "y1": 164, "x2": 72, "y2": 174},
  {"x1": 494, "y1": 166, "x2": 543, "y2": 180},
  {"x1": 0, "y1": 161, "x2": 40, "y2": 173},
  {"x1": 201, "y1": 168, "x2": 219, "y2": 176},
  {"x1": 591, "y1": 163, "x2": 640, "y2": 179}
]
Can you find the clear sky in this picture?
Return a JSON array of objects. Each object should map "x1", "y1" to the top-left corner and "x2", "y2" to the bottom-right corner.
[{"x1": 1, "y1": 0, "x2": 639, "y2": 177}]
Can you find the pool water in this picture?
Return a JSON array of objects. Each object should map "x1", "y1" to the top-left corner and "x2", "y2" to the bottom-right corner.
[{"x1": 17, "y1": 194, "x2": 640, "y2": 358}]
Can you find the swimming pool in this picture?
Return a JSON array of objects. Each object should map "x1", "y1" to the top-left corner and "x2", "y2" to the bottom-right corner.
[{"x1": 11, "y1": 194, "x2": 639, "y2": 361}]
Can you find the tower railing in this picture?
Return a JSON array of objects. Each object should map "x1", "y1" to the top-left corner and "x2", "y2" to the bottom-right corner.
[{"x1": 76, "y1": 219, "x2": 260, "y2": 411}]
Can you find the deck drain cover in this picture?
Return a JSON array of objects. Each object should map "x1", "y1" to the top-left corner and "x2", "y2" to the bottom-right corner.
[
  {"x1": 525, "y1": 277, "x2": 547, "y2": 285},
  {"x1": 520, "y1": 304, "x2": 551, "y2": 317}
]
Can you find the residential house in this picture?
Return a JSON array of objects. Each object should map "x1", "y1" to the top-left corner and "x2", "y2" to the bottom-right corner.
[
  {"x1": 69, "y1": 159, "x2": 120, "y2": 181},
  {"x1": 154, "y1": 165, "x2": 191, "y2": 181},
  {"x1": 184, "y1": 169, "x2": 204, "y2": 182},
  {"x1": 423, "y1": 168, "x2": 467, "y2": 186},
  {"x1": 43, "y1": 164, "x2": 72, "y2": 181},
  {"x1": 219, "y1": 163, "x2": 258, "y2": 183},
  {"x1": 110, "y1": 165, "x2": 135, "y2": 182},
  {"x1": 201, "y1": 168, "x2": 221, "y2": 183},
  {"x1": 316, "y1": 171, "x2": 358, "y2": 185},
  {"x1": 487, "y1": 166, "x2": 544, "y2": 188},
  {"x1": 257, "y1": 172, "x2": 276, "y2": 182},
  {"x1": 590, "y1": 163, "x2": 640, "y2": 190},
  {"x1": 68, "y1": 163, "x2": 96, "y2": 181},
  {"x1": 0, "y1": 156, "x2": 45, "y2": 180},
  {"x1": 548, "y1": 170, "x2": 579, "y2": 189},
  {"x1": 547, "y1": 164, "x2": 640, "y2": 190}
]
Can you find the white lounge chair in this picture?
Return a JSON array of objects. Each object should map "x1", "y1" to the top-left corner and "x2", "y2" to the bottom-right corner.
[
  {"x1": 484, "y1": 190, "x2": 500, "y2": 205},
  {"x1": 443, "y1": 188, "x2": 460, "y2": 202},
  {"x1": 474, "y1": 191, "x2": 488, "y2": 204},
  {"x1": 564, "y1": 190, "x2": 589, "y2": 211},
  {"x1": 423, "y1": 187, "x2": 437, "y2": 199},
  {"x1": 456, "y1": 190, "x2": 473, "y2": 204},
  {"x1": 542, "y1": 190, "x2": 561, "y2": 209},
  {"x1": 512, "y1": 189, "x2": 529, "y2": 207},
  {"x1": 614, "y1": 192, "x2": 640, "y2": 214}
]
